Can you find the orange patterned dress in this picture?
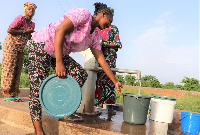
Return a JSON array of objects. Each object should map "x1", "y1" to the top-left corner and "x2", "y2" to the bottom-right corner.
[{"x1": 1, "y1": 15, "x2": 35, "y2": 97}]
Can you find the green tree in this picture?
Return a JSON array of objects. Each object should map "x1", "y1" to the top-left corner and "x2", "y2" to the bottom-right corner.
[
  {"x1": 124, "y1": 75, "x2": 136, "y2": 86},
  {"x1": 141, "y1": 75, "x2": 155, "y2": 87},
  {"x1": 19, "y1": 45, "x2": 29, "y2": 88},
  {"x1": 181, "y1": 77, "x2": 200, "y2": 91},
  {"x1": 141, "y1": 75, "x2": 156, "y2": 81},
  {"x1": 141, "y1": 75, "x2": 161, "y2": 88},
  {"x1": 150, "y1": 78, "x2": 161, "y2": 88},
  {"x1": 141, "y1": 81, "x2": 150, "y2": 87},
  {"x1": 116, "y1": 75, "x2": 125, "y2": 84},
  {"x1": 164, "y1": 82, "x2": 175, "y2": 89},
  {"x1": 160, "y1": 84, "x2": 164, "y2": 88}
]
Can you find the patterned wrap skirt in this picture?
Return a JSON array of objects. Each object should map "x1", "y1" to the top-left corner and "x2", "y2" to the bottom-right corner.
[{"x1": 28, "y1": 40, "x2": 88, "y2": 121}]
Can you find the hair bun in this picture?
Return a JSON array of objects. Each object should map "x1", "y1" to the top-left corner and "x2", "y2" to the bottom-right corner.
[{"x1": 94, "y1": 2, "x2": 107, "y2": 14}]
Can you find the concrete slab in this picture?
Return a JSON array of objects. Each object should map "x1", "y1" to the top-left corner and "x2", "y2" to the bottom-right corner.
[
  {"x1": 0, "y1": 91, "x2": 199, "y2": 135},
  {"x1": 0, "y1": 97, "x2": 123, "y2": 135}
]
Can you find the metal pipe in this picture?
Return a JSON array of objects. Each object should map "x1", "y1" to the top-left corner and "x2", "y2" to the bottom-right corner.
[
  {"x1": 85, "y1": 67, "x2": 141, "y2": 80},
  {"x1": 139, "y1": 79, "x2": 141, "y2": 95},
  {"x1": 78, "y1": 49, "x2": 142, "y2": 115}
]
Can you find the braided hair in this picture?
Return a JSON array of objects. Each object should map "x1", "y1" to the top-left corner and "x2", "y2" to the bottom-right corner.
[{"x1": 94, "y1": 2, "x2": 113, "y2": 16}]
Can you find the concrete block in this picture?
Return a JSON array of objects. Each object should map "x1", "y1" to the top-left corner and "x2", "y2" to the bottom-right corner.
[{"x1": 59, "y1": 121, "x2": 123, "y2": 135}]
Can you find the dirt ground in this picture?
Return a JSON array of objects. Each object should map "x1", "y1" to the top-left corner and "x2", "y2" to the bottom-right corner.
[{"x1": 123, "y1": 85, "x2": 200, "y2": 98}]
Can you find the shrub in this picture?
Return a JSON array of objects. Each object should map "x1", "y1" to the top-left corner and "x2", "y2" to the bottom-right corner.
[
  {"x1": 19, "y1": 72, "x2": 29, "y2": 88},
  {"x1": 125, "y1": 75, "x2": 136, "y2": 86},
  {"x1": 174, "y1": 84, "x2": 185, "y2": 90}
]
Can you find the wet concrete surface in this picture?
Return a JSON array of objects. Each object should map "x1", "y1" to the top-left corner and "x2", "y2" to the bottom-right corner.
[
  {"x1": 72, "y1": 108, "x2": 190, "y2": 135},
  {"x1": 0, "y1": 95, "x2": 197, "y2": 135}
]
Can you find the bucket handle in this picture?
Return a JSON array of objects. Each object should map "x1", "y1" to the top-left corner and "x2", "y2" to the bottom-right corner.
[
  {"x1": 179, "y1": 114, "x2": 200, "y2": 121},
  {"x1": 179, "y1": 115, "x2": 189, "y2": 121},
  {"x1": 132, "y1": 95, "x2": 149, "y2": 109}
]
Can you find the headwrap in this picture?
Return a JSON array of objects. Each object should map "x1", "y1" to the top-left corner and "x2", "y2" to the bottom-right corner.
[
  {"x1": 108, "y1": 7, "x2": 114, "y2": 16},
  {"x1": 24, "y1": 2, "x2": 37, "y2": 16}
]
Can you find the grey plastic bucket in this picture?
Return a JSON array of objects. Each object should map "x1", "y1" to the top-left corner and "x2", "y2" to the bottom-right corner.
[{"x1": 123, "y1": 93, "x2": 152, "y2": 124}]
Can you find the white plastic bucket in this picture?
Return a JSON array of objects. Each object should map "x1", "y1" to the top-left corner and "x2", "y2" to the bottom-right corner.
[{"x1": 150, "y1": 98, "x2": 176, "y2": 123}]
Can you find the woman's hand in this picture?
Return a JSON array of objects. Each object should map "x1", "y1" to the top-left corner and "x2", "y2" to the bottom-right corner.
[
  {"x1": 26, "y1": 27, "x2": 34, "y2": 33},
  {"x1": 115, "y1": 81, "x2": 123, "y2": 96},
  {"x1": 55, "y1": 61, "x2": 66, "y2": 77}
]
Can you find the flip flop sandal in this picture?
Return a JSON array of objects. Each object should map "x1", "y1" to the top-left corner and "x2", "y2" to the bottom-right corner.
[
  {"x1": 59, "y1": 115, "x2": 84, "y2": 122},
  {"x1": 14, "y1": 98, "x2": 24, "y2": 102},
  {"x1": 2, "y1": 98, "x2": 17, "y2": 102}
]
